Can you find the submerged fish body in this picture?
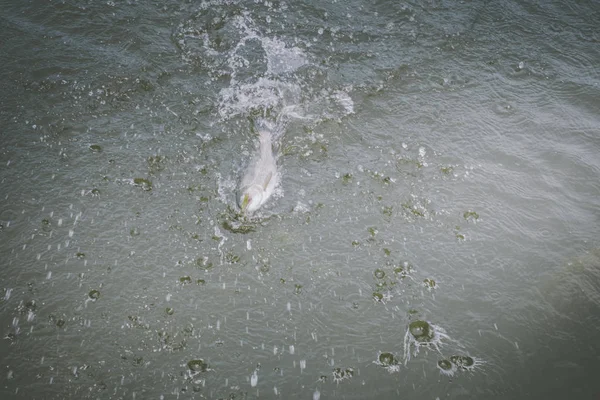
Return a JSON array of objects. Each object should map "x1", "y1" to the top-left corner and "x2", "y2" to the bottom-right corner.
[{"x1": 238, "y1": 129, "x2": 278, "y2": 214}]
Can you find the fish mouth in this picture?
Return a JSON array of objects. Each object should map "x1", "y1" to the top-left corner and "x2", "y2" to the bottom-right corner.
[{"x1": 240, "y1": 194, "x2": 250, "y2": 212}]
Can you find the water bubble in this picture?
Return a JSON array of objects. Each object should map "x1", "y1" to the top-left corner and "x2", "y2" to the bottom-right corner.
[
  {"x1": 23, "y1": 300, "x2": 36, "y2": 313},
  {"x1": 449, "y1": 355, "x2": 475, "y2": 369},
  {"x1": 187, "y1": 359, "x2": 209, "y2": 373},
  {"x1": 196, "y1": 258, "x2": 214, "y2": 270},
  {"x1": 332, "y1": 367, "x2": 354, "y2": 382},
  {"x1": 404, "y1": 321, "x2": 450, "y2": 364},
  {"x1": 409, "y1": 320, "x2": 434, "y2": 342},
  {"x1": 133, "y1": 178, "x2": 152, "y2": 191},
  {"x1": 378, "y1": 352, "x2": 398, "y2": 366},
  {"x1": 41, "y1": 219, "x2": 51, "y2": 232},
  {"x1": 374, "y1": 269, "x2": 385, "y2": 279},
  {"x1": 423, "y1": 278, "x2": 436, "y2": 289},
  {"x1": 437, "y1": 359, "x2": 456, "y2": 376}
]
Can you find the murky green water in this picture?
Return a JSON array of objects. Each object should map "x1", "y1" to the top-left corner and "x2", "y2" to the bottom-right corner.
[{"x1": 1, "y1": 0, "x2": 599, "y2": 399}]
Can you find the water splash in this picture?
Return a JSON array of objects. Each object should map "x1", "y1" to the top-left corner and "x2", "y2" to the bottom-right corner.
[
  {"x1": 402, "y1": 320, "x2": 450, "y2": 364},
  {"x1": 373, "y1": 351, "x2": 401, "y2": 373}
]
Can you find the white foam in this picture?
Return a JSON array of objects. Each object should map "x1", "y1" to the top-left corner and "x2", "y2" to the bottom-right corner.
[
  {"x1": 332, "y1": 90, "x2": 355, "y2": 115},
  {"x1": 262, "y1": 36, "x2": 307, "y2": 75},
  {"x1": 215, "y1": 13, "x2": 307, "y2": 120}
]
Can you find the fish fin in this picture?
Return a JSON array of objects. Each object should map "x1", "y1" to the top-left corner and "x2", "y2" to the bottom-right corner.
[{"x1": 262, "y1": 172, "x2": 273, "y2": 190}]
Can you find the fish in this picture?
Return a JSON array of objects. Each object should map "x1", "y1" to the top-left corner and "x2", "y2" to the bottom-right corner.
[{"x1": 237, "y1": 124, "x2": 279, "y2": 214}]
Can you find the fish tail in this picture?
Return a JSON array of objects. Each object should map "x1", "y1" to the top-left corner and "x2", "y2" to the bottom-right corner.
[
  {"x1": 253, "y1": 115, "x2": 284, "y2": 147},
  {"x1": 254, "y1": 117, "x2": 274, "y2": 133},
  {"x1": 258, "y1": 129, "x2": 272, "y2": 146}
]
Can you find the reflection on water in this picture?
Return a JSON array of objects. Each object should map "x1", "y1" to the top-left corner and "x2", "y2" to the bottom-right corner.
[{"x1": 1, "y1": 0, "x2": 600, "y2": 399}]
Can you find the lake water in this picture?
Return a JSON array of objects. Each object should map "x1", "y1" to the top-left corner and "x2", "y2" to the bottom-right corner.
[{"x1": 1, "y1": 0, "x2": 599, "y2": 399}]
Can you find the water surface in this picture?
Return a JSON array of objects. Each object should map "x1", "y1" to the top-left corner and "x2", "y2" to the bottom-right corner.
[{"x1": 1, "y1": 0, "x2": 599, "y2": 399}]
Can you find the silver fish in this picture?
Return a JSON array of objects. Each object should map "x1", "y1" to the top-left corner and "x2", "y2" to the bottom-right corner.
[{"x1": 237, "y1": 128, "x2": 279, "y2": 214}]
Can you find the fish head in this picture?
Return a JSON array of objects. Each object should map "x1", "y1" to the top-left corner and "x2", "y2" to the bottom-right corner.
[{"x1": 238, "y1": 185, "x2": 264, "y2": 214}]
